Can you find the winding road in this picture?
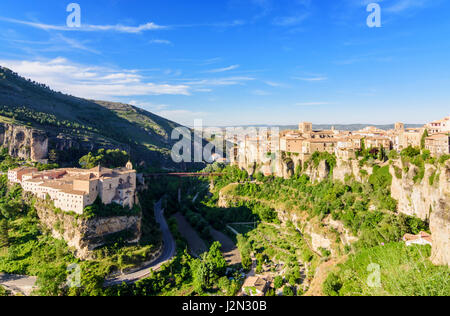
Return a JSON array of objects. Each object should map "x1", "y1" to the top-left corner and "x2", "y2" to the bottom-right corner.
[{"x1": 104, "y1": 199, "x2": 176, "y2": 286}]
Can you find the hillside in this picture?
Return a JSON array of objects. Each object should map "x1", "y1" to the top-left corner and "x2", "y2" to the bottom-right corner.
[{"x1": 0, "y1": 66, "x2": 192, "y2": 169}]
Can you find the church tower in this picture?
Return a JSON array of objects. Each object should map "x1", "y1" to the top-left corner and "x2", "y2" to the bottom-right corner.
[{"x1": 126, "y1": 161, "x2": 133, "y2": 170}]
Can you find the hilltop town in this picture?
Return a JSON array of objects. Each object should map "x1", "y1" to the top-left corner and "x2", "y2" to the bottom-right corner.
[{"x1": 231, "y1": 116, "x2": 450, "y2": 174}]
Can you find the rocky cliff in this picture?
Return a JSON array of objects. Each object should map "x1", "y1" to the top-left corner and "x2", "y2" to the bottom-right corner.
[
  {"x1": 0, "y1": 122, "x2": 132, "y2": 164},
  {"x1": 390, "y1": 161, "x2": 450, "y2": 221},
  {"x1": 35, "y1": 203, "x2": 141, "y2": 260},
  {"x1": 430, "y1": 209, "x2": 450, "y2": 266},
  {"x1": 0, "y1": 123, "x2": 48, "y2": 161},
  {"x1": 232, "y1": 155, "x2": 450, "y2": 266}
]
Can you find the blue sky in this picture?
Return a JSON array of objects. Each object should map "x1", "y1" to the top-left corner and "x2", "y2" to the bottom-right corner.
[{"x1": 0, "y1": 0, "x2": 449, "y2": 126}]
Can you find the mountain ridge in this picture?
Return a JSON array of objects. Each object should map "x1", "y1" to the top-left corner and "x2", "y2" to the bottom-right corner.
[{"x1": 0, "y1": 65, "x2": 188, "y2": 169}]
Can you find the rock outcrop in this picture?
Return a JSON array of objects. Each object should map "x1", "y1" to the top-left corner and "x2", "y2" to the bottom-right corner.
[
  {"x1": 0, "y1": 124, "x2": 48, "y2": 161},
  {"x1": 430, "y1": 209, "x2": 450, "y2": 266},
  {"x1": 0, "y1": 122, "x2": 132, "y2": 163},
  {"x1": 35, "y1": 204, "x2": 142, "y2": 260}
]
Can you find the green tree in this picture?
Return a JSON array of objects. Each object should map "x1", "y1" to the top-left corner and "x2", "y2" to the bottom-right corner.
[
  {"x1": 274, "y1": 276, "x2": 283, "y2": 289},
  {"x1": 421, "y1": 129, "x2": 429, "y2": 149},
  {"x1": 36, "y1": 265, "x2": 67, "y2": 296}
]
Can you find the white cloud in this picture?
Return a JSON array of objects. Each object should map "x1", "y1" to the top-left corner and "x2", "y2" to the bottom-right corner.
[
  {"x1": 149, "y1": 39, "x2": 172, "y2": 45},
  {"x1": 0, "y1": 58, "x2": 190, "y2": 99},
  {"x1": 205, "y1": 65, "x2": 240, "y2": 73},
  {"x1": 182, "y1": 76, "x2": 254, "y2": 87},
  {"x1": 129, "y1": 100, "x2": 169, "y2": 111},
  {"x1": 0, "y1": 17, "x2": 166, "y2": 33},
  {"x1": 295, "y1": 102, "x2": 331, "y2": 106},
  {"x1": 293, "y1": 76, "x2": 328, "y2": 82}
]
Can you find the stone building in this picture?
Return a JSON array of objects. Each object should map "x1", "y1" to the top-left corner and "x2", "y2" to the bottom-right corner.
[
  {"x1": 426, "y1": 116, "x2": 450, "y2": 134},
  {"x1": 9, "y1": 162, "x2": 137, "y2": 215},
  {"x1": 425, "y1": 133, "x2": 450, "y2": 156}
]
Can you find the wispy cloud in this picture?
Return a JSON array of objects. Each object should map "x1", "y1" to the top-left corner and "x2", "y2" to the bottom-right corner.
[
  {"x1": 0, "y1": 17, "x2": 166, "y2": 33},
  {"x1": 296, "y1": 102, "x2": 332, "y2": 106},
  {"x1": 0, "y1": 58, "x2": 190, "y2": 99},
  {"x1": 273, "y1": 13, "x2": 309, "y2": 26},
  {"x1": 182, "y1": 76, "x2": 254, "y2": 87},
  {"x1": 350, "y1": 0, "x2": 436, "y2": 13},
  {"x1": 293, "y1": 76, "x2": 328, "y2": 82},
  {"x1": 205, "y1": 65, "x2": 240, "y2": 73},
  {"x1": 149, "y1": 39, "x2": 172, "y2": 45},
  {"x1": 252, "y1": 89, "x2": 271, "y2": 96}
]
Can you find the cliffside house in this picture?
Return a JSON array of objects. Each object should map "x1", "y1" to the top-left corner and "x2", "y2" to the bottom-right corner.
[
  {"x1": 426, "y1": 116, "x2": 450, "y2": 134},
  {"x1": 425, "y1": 133, "x2": 450, "y2": 156},
  {"x1": 402, "y1": 232, "x2": 433, "y2": 247},
  {"x1": 8, "y1": 162, "x2": 137, "y2": 215},
  {"x1": 241, "y1": 276, "x2": 269, "y2": 297}
]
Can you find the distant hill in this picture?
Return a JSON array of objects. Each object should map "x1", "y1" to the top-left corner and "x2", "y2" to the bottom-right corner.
[
  {"x1": 220, "y1": 123, "x2": 424, "y2": 131},
  {"x1": 0, "y1": 66, "x2": 197, "y2": 170}
]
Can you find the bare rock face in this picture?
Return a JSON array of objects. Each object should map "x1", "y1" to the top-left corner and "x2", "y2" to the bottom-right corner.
[
  {"x1": 390, "y1": 161, "x2": 450, "y2": 221},
  {"x1": 0, "y1": 124, "x2": 48, "y2": 161},
  {"x1": 304, "y1": 160, "x2": 329, "y2": 183},
  {"x1": 35, "y1": 205, "x2": 142, "y2": 260},
  {"x1": 430, "y1": 209, "x2": 450, "y2": 266}
]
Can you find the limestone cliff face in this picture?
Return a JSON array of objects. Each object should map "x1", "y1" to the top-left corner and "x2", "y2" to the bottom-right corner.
[
  {"x1": 0, "y1": 124, "x2": 48, "y2": 161},
  {"x1": 430, "y1": 209, "x2": 450, "y2": 266},
  {"x1": 35, "y1": 205, "x2": 142, "y2": 260},
  {"x1": 231, "y1": 156, "x2": 450, "y2": 266},
  {"x1": 390, "y1": 161, "x2": 450, "y2": 221},
  {"x1": 304, "y1": 161, "x2": 329, "y2": 183},
  {"x1": 332, "y1": 159, "x2": 373, "y2": 183},
  {"x1": 0, "y1": 122, "x2": 129, "y2": 163}
]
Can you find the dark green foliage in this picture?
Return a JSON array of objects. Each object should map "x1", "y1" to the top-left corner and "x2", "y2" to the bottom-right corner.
[
  {"x1": 274, "y1": 275, "x2": 283, "y2": 289},
  {"x1": 83, "y1": 197, "x2": 141, "y2": 219},
  {"x1": 79, "y1": 148, "x2": 130, "y2": 169},
  {"x1": 421, "y1": 129, "x2": 429, "y2": 149}
]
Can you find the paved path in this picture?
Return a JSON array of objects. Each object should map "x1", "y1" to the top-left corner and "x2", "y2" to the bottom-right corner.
[
  {"x1": 104, "y1": 199, "x2": 176, "y2": 286},
  {"x1": 0, "y1": 273, "x2": 37, "y2": 296}
]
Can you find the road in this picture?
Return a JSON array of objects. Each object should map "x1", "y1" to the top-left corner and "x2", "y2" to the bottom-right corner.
[
  {"x1": 104, "y1": 199, "x2": 176, "y2": 286},
  {"x1": 0, "y1": 273, "x2": 37, "y2": 296}
]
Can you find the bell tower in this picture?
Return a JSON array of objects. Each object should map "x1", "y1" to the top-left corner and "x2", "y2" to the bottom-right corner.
[{"x1": 126, "y1": 161, "x2": 133, "y2": 170}]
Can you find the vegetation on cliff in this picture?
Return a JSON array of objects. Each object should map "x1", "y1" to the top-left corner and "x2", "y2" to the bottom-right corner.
[
  {"x1": 323, "y1": 242, "x2": 449, "y2": 296},
  {"x1": 198, "y1": 158, "x2": 445, "y2": 296}
]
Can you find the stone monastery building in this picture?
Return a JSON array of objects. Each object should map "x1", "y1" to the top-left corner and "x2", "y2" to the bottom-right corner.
[{"x1": 8, "y1": 162, "x2": 137, "y2": 215}]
